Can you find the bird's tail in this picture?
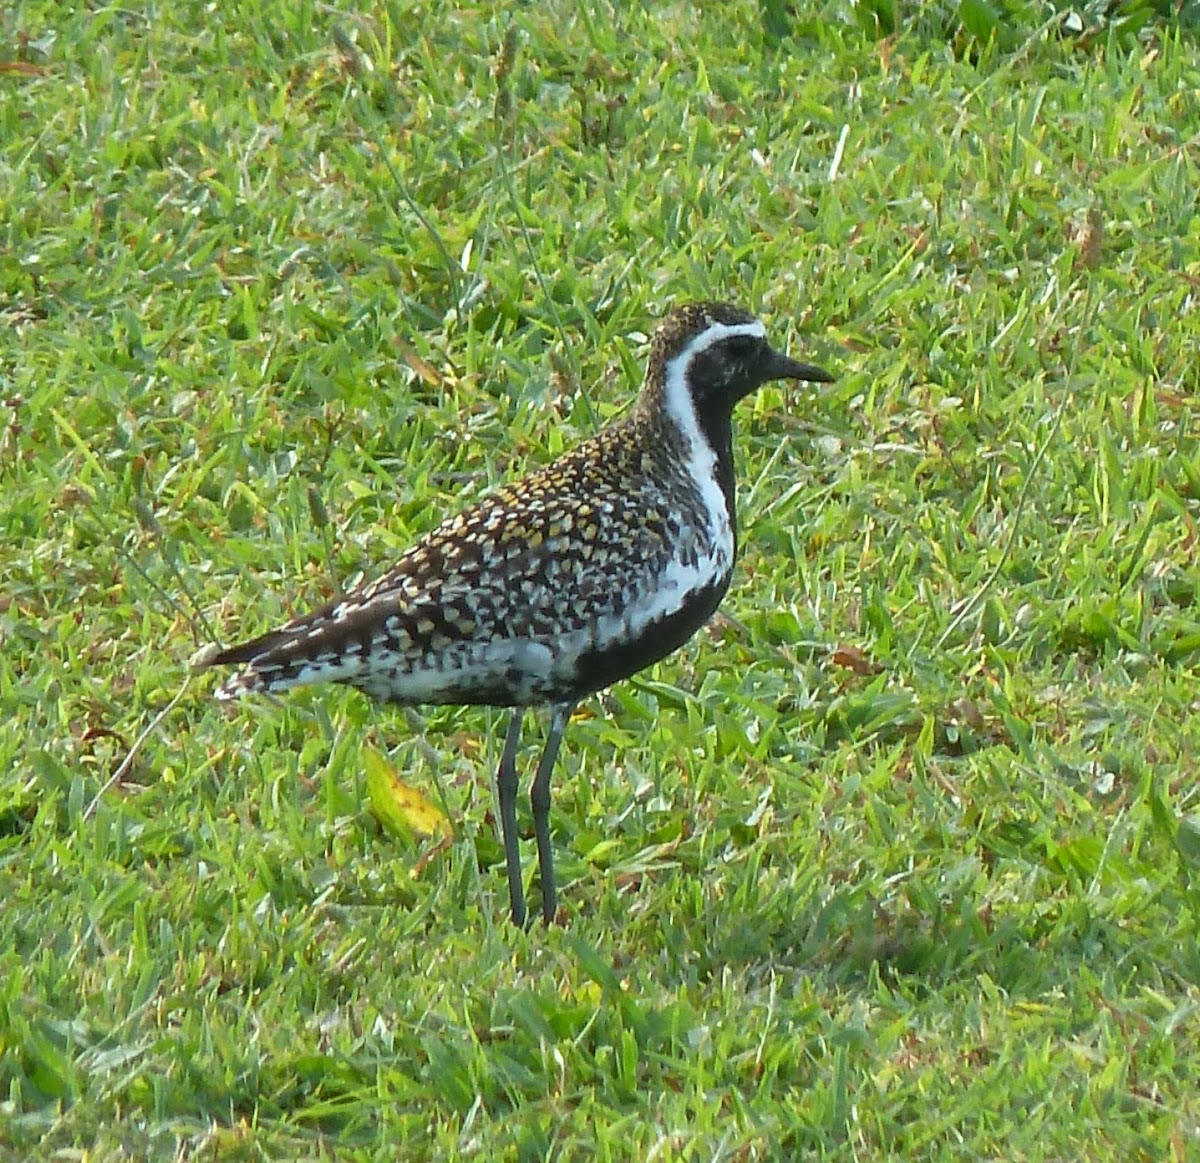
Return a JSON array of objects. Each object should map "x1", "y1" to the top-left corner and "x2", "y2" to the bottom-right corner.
[
  {"x1": 211, "y1": 666, "x2": 271, "y2": 701},
  {"x1": 204, "y1": 616, "x2": 369, "y2": 700}
]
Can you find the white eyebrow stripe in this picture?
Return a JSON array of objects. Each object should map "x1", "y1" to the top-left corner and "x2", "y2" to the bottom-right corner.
[{"x1": 673, "y1": 320, "x2": 767, "y2": 363}]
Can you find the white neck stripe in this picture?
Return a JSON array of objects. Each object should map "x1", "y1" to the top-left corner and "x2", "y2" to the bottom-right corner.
[
  {"x1": 660, "y1": 318, "x2": 766, "y2": 445},
  {"x1": 654, "y1": 319, "x2": 762, "y2": 585}
]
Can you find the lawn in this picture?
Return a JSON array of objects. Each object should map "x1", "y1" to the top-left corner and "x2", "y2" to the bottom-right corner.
[{"x1": 3, "y1": 0, "x2": 1200, "y2": 1158}]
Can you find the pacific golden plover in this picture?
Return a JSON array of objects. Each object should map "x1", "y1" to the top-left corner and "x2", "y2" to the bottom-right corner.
[{"x1": 209, "y1": 302, "x2": 834, "y2": 925}]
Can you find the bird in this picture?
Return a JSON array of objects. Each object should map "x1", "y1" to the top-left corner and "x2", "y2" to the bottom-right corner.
[{"x1": 207, "y1": 301, "x2": 834, "y2": 926}]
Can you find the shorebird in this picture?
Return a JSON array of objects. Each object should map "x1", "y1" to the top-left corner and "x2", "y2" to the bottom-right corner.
[{"x1": 208, "y1": 301, "x2": 833, "y2": 925}]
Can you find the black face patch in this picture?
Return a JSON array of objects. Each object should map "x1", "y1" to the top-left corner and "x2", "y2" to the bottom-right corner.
[
  {"x1": 720, "y1": 334, "x2": 764, "y2": 361},
  {"x1": 686, "y1": 334, "x2": 767, "y2": 407}
]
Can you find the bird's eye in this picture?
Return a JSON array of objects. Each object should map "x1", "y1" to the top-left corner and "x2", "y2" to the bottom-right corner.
[{"x1": 724, "y1": 336, "x2": 760, "y2": 359}]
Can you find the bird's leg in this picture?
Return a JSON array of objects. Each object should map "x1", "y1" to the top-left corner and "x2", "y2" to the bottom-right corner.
[
  {"x1": 496, "y1": 710, "x2": 527, "y2": 927},
  {"x1": 530, "y1": 702, "x2": 575, "y2": 926}
]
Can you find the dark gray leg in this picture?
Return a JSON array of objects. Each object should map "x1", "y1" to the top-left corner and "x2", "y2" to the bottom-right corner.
[
  {"x1": 530, "y1": 702, "x2": 575, "y2": 925},
  {"x1": 496, "y1": 710, "x2": 527, "y2": 927}
]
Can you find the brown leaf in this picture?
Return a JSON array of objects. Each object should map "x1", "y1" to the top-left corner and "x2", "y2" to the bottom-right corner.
[
  {"x1": 830, "y1": 644, "x2": 883, "y2": 676},
  {"x1": 950, "y1": 697, "x2": 986, "y2": 731},
  {"x1": 412, "y1": 834, "x2": 454, "y2": 878},
  {"x1": 396, "y1": 342, "x2": 441, "y2": 386},
  {"x1": 1065, "y1": 208, "x2": 1103, "y2": 269},
  {"x1": 0, "y1": 61, "x2": 47, "y2": 76}
]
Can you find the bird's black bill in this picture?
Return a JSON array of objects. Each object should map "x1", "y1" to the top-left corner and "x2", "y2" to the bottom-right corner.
[{"x1": 762, "y1": 347, "x2": 835, "y2": 385}]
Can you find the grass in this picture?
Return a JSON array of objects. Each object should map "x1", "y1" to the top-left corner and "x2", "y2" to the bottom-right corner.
[{"x1": 3, "y1": 0, "x2": 1200, "y2": 1158}]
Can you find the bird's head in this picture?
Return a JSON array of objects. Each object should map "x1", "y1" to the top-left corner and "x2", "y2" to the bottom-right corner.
[{"x1": 645, "y1": 302, "x2": 833, "y2": 428}]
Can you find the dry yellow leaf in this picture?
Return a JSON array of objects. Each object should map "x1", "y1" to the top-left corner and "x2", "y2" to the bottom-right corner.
[{"x1": 363, "y1": 745, "x2": 451, "y2": 842}]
